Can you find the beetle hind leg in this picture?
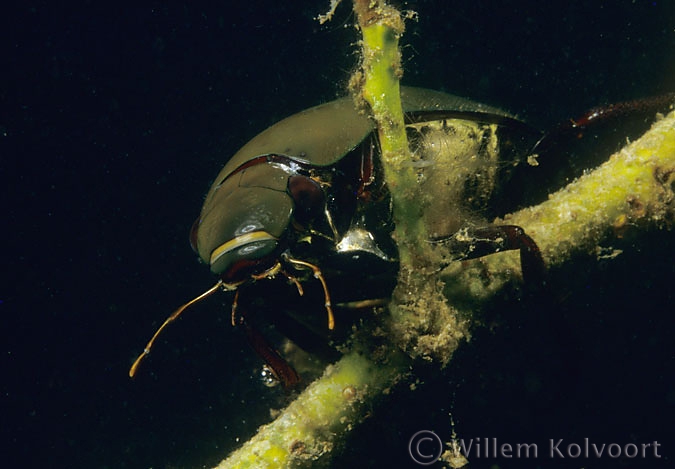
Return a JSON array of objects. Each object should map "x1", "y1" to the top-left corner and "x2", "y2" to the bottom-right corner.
[
  {"x1": 230, "y1": 291, "x2": 301, "y2": 389},
  {"x1": 237, "y1": 312, "x2": 301, "y2": 389},
  {"x1": 432, "y1": 225, "x2": 546, "y2": 285}
]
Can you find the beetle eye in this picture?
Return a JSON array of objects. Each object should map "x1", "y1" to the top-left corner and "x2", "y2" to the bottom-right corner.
[{"x1": 288, "y1": 175, "x2": 325, "y2": 222}]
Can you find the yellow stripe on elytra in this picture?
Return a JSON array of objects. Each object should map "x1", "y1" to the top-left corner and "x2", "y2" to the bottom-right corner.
[{"x1": 210, "y1": 231, "x2": 277, "y2": 265}]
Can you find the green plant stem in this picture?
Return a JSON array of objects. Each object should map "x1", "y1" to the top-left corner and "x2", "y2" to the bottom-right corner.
[
  {"x1": 216, "y1": 351, "x2": 408, "y2": 468},
  {"x1": 351, "y1": 0, "x2": 424, "y2": 270}
]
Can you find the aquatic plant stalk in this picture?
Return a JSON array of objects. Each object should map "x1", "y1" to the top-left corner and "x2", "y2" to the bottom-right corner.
[
  {"x1": 350, "y1": 0, "x2": 424, "y2": 269},
  {"x1": 214, "y1": 2, "x2": 675, "y2": 467}
]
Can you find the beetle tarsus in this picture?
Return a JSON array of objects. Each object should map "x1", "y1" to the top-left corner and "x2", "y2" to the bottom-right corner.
[{"x1": 431, "y1": 225, "x2": 546, "y2": 286}]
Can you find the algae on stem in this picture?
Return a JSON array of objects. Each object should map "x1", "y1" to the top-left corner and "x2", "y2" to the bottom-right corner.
[{"x1": 350, "y1": 0, "x2": 470, "y2": 368}]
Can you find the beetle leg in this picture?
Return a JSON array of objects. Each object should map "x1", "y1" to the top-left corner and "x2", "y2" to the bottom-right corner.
[
  {"x1": 230, "y1": 289, "x2": 240, "y2": 327},
  {"x1": 532, "y1": 92, "x2": 675, "y2": 157},
  {"x1": 432, "y1": 225, "x2": 546, "y2": 285},
  {"x1": 280, "y1": 270, "x2": 305, "y2": 297},
  {"x1": 323, "y1": 205, "x2": 340, "y2": 241},
  {"x1": 238, "y1": 313, "x2": 301, "y2": 389},
  {"x1": 335, "y1": 298, "x2": 390, "y2": 309},
  {"x1": 357, "y1": 139, "x2": 376, "y2": 200},
  {"x1": 250, "y1": 260, "x2": 282, "y2": 281},
  {"x1": 282, "y1": 256, "x2": 335, "y2": 330}
]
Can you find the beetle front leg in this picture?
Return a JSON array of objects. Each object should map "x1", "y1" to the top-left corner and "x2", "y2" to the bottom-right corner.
[
  {"x1": 432, "y1": 225, "x2": 546, "y2": 285},
  {"x1": 281, "y1": 255, "x2": 336, "y2": 330}
]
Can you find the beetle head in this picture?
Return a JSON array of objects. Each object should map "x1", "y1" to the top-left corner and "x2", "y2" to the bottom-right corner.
[
  {"x1": 192, "y1": 162, "x2": 296, "y2": 284},
  {"x1": 191, "y1": 154, "x2": 334, "y2": 282}
]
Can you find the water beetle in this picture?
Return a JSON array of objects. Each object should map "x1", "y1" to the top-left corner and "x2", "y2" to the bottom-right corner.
[{"x1": 128, "y1": 87, "x2": 557, "y2": 386}]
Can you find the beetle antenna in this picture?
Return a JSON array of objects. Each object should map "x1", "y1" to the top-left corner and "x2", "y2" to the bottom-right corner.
[
  {"x1": 129, "y1": 280, "x2": 225, "y2": 378},
  {"x1": 282, "y1": 256, "x2": 335, "y2": 330}
]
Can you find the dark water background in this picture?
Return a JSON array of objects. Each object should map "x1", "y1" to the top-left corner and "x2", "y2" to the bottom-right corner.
[{"x1": 2, "y1": 1, "x2": 674, "y2": 468}]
